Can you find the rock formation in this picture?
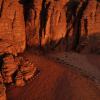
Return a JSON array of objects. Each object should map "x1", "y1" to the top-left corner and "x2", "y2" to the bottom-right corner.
[
  {"x1": 0, "y1": 54, "x2": 37, "y2": 99},
  {"x1": 2, "y1": 54, "x2": 18, "y2": 83},
  {"x1": 0, "y1": 0, "x2": 100, "y2": 99},
  {"x1": 0, "y1": 73, "x2": 6, "y2": 100},
  {"x1": 78, "y1": 0, "x2": 100, "y2": 53},
  {"x1": 0, "y1": 0, "x2": 26, "y2": 55},
  {"x1": 0, "y1": 0, "x2": 100, "y2": 52},
  {"x1": 0, "y1": 0, "x2": 37, "y2": 97},
  {"x1": 20, "y1": 59, "x2": 37, "y2": 81},
  {"x1": 23, "y1": 0, "x2": 100, "y2": 51},
  {"x1": 25, "y1": 0, "x2": 68, "y2": 48}
]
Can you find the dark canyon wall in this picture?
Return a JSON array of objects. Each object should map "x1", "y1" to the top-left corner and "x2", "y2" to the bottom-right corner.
[{"x1": 0, "y1": 0, "x2": 100, "y2": 54}]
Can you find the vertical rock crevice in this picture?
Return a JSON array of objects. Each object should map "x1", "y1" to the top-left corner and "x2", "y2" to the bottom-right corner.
[
  {"x1": 39, "y1": 0, "x2": 50, "y2": 48},
  {"x1": 72, "y1": 0, "x2": 88, "y2": 50},
  {"x1": 0, "y1": 0, "x2": 4, "y2": 17},
  {"x1": 65, "y1": 0, "x2": 80, "y2": 50}
]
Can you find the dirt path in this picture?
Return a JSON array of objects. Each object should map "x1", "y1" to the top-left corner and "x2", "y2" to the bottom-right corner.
[
  {"x1": 7, "y1": 50, "x2": 100, "y2": 100},
  {"x1": 48, "y1": 52, "x2": 100, "y2": 87}
]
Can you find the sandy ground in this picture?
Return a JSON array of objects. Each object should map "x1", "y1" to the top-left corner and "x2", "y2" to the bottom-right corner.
[
  {"x1": 48, "y1": 52, "x2": 100, "y2": 87},
  {"x1": 6, "y1": 50, "x2": 100, "y2": 100}
]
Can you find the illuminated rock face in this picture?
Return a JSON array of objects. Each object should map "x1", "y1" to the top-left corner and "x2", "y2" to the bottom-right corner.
[
  {"x1": 25, "y1": 0, "x2": 100, "y2": 50},
  {"x1": 25, "y1": 0, "x2": 68, "y2": 47},
  {"x1": 81, "y1": 0, "x2": 100, "y2": 36},
  {"x1": 0, "y1": 0, "x2": 26, "y2": 55},
  {"x1": 78, "y1": 0, "x2": 100, "y2": 53},
  {"x1": 0, "y1": 0, "x2": 100, "y2": 52},
  {"x1": 0, "y1": 0, "x2": 100, "y2": 100}
]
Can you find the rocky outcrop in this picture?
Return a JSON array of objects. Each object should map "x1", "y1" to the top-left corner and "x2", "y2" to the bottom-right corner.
[
  {"x1": 2, "y1": 55, "x2": 18, "y2": 83},
  {"x1": 25, "y1": 0, "x2": 68, "y2": 48},
  {"x1": 0, "y1": 54, "x2": 37, "y2": 100},
  {"x1": 0, "y1": 0, "x2": 26, "y2": 55},
  {"x1": 0, "y1": 0, "x2": 100, "y2": 99},
  {"x1": 0, "y1": 1, "x2": 37, "y2": 99},
  {"x1": 0, "y1": 54, "x2": 37, "y2": 85},
  {"x1": 24, "y1": 0, "x2": 100, "y2": 51},
  {"x1": 20, "y1": 59, "x2": 37, "y2": 81},
  {"x1": 81, "y1": 0, "x2": 100, "y2": 35},
  {"x1": 78, "y1": 0, "x2": 100, "y2": 53},
  {"x1": 0, "y1": 0, "x2": 100, "y2": 52}
]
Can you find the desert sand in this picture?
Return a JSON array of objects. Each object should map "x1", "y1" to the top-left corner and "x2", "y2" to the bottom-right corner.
[
  {"x1": 48, "y1": 52, "x2": 100, "y2": 86},
  {"x1": 6, "y1": 49, "x2": 100, "y2": 100}
]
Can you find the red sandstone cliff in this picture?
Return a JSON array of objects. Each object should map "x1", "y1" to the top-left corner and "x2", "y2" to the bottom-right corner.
[
  {"x1": 0, "y1": 0, "x2": 100, "y2": 53},
  {"x1": 0, "y1": 0, "x2": 26, "y2": 55},
  {"x1": 0, "y1": 0, "x2": 100, "y2": 100},
  {"x1": 24, "y1": 0, "x2": 100, "y2": 52}
]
